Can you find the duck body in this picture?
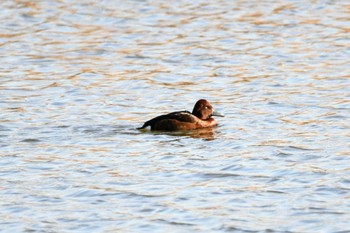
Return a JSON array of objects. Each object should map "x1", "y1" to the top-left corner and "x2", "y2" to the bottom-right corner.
[{"x1": 138, "y1": 99, "x2": 223, "y2": 131}]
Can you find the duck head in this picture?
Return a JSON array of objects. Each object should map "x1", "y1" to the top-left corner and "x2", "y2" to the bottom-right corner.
[{"x1": 192, "y1": 99, "x2": 224, "y2": 120}]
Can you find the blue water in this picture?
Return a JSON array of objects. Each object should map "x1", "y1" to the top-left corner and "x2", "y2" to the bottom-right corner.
[{"x1": 0, "y1": 0, "x2": 349, "y2": 232}]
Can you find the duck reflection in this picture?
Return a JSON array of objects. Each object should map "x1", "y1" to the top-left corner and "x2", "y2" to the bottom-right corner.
[{"x1": 151, "y1": 126, "x2": 218, "y2": 140}]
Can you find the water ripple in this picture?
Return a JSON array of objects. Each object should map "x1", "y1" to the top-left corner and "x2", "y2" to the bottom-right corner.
[{"x1": 1, "y1": 0, "x2": 349, "y2": 232}]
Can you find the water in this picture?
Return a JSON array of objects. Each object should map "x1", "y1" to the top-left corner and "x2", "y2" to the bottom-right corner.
[{"x1": 1, "y1": 0, "x2": 349, "y2": 232}]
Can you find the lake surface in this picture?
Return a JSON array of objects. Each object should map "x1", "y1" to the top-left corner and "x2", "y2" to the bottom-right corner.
[{"x1": 1, "y1": 0, "x2": 349, "y2": 232}]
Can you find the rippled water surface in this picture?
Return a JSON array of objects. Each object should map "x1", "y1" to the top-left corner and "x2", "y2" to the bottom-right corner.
[{"x1": 1, "y1": 0, "x2": 349, "y2": 232}]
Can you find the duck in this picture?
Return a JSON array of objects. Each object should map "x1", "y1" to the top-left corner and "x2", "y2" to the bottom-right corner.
[{"x1": 138, "y1": 99, "x2": 224, "y2": 131}]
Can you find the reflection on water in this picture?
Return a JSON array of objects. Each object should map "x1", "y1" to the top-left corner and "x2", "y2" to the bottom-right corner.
[
  {"x1": 142, "y1": 127, "x2": 218, "y2": 140},
  {"x1": 1, "y1": 0, "x2": 349, "y2": 232}
]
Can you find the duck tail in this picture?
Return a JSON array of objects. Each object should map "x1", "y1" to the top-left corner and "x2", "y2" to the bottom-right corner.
[{"x1": 137, "y1": 120, "x2": 152, "y2": 130}]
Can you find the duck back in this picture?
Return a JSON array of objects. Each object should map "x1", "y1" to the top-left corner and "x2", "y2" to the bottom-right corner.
[{"x1": 138, "y1": 111, "x2": 197, "y2": 130}]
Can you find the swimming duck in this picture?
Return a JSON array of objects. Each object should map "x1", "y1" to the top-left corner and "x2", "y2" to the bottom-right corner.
[{"x1": 138, "y1": 99, "x2": 224, "y2": 131}]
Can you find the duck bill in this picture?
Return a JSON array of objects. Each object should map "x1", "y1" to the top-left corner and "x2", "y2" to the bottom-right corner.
[{"x1": 212, "y1": 111, "x2": 224, "y2": 117}]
